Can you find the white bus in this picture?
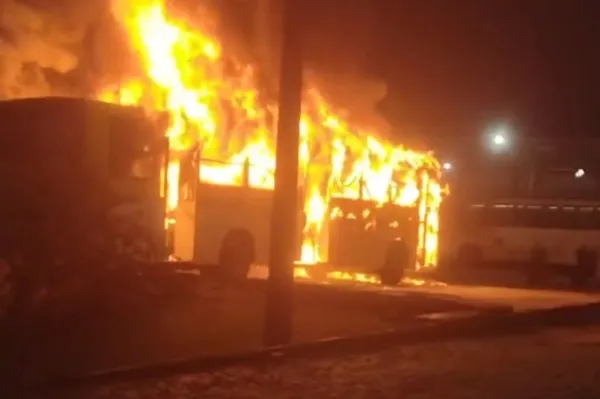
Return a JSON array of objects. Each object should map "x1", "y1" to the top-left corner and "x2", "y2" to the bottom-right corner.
[
  {"x1": 440, "y1": 198, "x2": 600, "y2": 268},
  {"x1": 170, "y1": 155, "x2": 431, "y2": 276}
]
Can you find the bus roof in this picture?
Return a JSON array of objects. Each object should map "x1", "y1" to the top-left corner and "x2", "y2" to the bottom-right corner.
[{"x1": 471, "y1": 197, "x2": 600, "y2": 209}]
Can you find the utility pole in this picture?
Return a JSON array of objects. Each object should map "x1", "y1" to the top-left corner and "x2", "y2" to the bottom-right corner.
[
  {"x1": 264, "y1": 0, "x2": 303, "y2": 347},
  {"x1": 255, "y1": 0, "x2": 281, "y2": 85}
]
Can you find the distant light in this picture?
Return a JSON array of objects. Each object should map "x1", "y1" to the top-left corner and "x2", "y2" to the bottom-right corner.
[
  {"x1": 485, "y1": 125, "x2": 512, "y2": 153},
  {"x1": 575, "y1": 168, "x2": 585, "y2": 178},
  {"x1": 442, "y1": 162, "x2": 452, "y2": 171},
  {"x1": 492, "y1": 133, "x2": 506, "y2": 146}
]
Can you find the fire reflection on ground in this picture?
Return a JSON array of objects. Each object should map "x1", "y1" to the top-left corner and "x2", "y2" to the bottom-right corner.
[{"x1": 247, "y1": 264, "x2": 447, "y2": 288}]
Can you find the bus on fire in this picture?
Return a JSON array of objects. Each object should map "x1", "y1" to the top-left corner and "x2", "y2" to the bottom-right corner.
[{"x1": 168, "y1": 151, "x2": 441, "y2": 283}]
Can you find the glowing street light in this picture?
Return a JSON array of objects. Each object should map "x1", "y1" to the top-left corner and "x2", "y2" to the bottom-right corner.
[
  {"x1": 575, "y1": 168, "x2": 585, "y2": 178},
  {"x1": 492, "y1": 133, "x2": 506, "y2": 146},
  {"x1": 442, "y1": 162, "x2": 452, "y2": 171},
  {"x1": 485, "y1": 125, "x2": 512, "y2": 154},
  {"x1": 490, "y1": 130, "x2": 509, "y2": 150}
]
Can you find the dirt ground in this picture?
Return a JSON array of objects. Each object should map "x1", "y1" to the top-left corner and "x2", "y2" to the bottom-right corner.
[{"x1": 0, "y1": 276, "x2": 471, "y2": 383}]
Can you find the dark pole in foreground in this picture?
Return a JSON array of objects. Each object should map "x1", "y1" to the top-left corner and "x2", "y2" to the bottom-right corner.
[{"x1": 264, "y1": 0, "x2": 303, "y2": 347}]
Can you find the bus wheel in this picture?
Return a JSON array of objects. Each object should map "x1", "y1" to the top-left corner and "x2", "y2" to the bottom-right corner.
[
  {"x1": 379, "y1": 240, "x2": 407, "y2": 286},
  {"x1": 218, "y1": 229, "x2": 255, "y2": 281}
]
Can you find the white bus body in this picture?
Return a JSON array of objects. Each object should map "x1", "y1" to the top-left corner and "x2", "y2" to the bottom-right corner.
[
  {"x1": 441, "y1": 199, "x2": 600, "y2": 266},
  {"x1": 174, "y1": 182, "x2": 303, "y2": 266},
  {"x1": 171, "y1": 157, "x2": 423, "y2": 271}
]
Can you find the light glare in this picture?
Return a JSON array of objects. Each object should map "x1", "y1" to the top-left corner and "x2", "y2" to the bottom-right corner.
[{"x1": 492, "y1": 133, "x2": 506, "y2": 146}]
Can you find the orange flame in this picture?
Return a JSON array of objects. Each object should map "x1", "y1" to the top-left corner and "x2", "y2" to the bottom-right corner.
[{"x1": 98, "y1": 0, "x2": 444, "y2": 271}]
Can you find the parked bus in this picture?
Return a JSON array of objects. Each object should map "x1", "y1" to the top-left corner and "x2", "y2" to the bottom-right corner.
[{"x1": 440, "y1": 198, "x2": 600, "y2": 268}]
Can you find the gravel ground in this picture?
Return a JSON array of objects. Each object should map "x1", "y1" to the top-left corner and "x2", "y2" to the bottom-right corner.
[{"x1": 36, "y1": 326, "x2": 600, "y2": 399}]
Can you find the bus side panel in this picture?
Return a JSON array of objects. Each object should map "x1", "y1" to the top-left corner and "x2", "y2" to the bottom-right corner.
[
  {"x1": 483, "y1": 227, "x2": 600, "y2": 265},
  {"x1": 193, "y1": 186, "x2": 274, "y2": 265},
  {"x1": 447, "y1": 226, "x2": 600, "y2": 266}
]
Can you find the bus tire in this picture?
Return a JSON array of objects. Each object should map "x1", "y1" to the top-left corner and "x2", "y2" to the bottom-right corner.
[
  {"x1": 218, "y1": 228, "x2": 255, "y2": 281},
  {"x1": 379, "y1": 240, "x2": 408, "y2": 286}
]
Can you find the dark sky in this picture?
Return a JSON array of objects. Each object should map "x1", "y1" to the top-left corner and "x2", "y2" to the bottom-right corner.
[{"x1": 302, "y1": 1, "x2": 600, "y2": 141}]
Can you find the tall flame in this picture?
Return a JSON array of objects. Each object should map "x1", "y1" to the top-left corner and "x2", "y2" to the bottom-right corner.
[{"x1": 99, "y1": 0, "x2": 443, "y2": 270}]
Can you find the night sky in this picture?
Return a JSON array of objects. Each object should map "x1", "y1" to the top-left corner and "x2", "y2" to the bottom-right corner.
[
  {"x1": 13, "y1": 0, "x2": 600, "y2": 146},
  {"x1": 302, "y1": 1, "x2": 600, "y2": 142}
]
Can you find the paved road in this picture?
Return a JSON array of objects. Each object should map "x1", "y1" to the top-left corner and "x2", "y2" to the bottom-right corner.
[
  {"x1": 387, "y1": 284, "x2": 600, "y2": 312},
  {"x1": 248, "y1": 264, "x2": 600, "y2": 312},
  {"x1": 44, "y1": 325, "x2": 600, "y2": 399},
  {"x1": 251, "y1": 267, "x2": 600, "y2": 311}
]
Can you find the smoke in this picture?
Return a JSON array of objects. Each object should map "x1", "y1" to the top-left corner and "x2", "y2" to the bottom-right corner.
[
  {"x1": 306, "y1": 69, "x2": 391, "y2": 139},
  {"x1": 0, "y1": 0, "x2": 95, "y2": 99}
]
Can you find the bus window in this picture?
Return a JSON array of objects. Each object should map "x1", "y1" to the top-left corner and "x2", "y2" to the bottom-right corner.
[
  {"x1": 479, "y1": 206, "x2": 515, "y2": 227},
  {"x1": 109, "y1": 132, "x2": 160, "y2": 180},
  {"x1": 591, "y1": 211, "x2": 600, "y2": 230},
  {"x1": 493, "y1": 207, "x2": 515, "y2": 227},
  {"x1": 574, "y1": 208, "x2": 599, "y2": 230},
  {"x1": 110, "y1": 149, "x2": 149, "y2": 179},
  {"x1": 462, "y1": 206, "x2": 484, "y2": 228},
  {"x1": 458, "y1": 202, "x2": 600, "y2": 235},
  {"x1": 130, "y1": 153, "x2": 155, "y2": 179},
  {"x1": 513, "y1": 208, "x2": 540, "y2": 228},
  {"x1": 537, "y1": 209, "x2": 558, "y2": 229},
  {"x1": 107, "y1": 108, "x2": 164, "y2": 180}
]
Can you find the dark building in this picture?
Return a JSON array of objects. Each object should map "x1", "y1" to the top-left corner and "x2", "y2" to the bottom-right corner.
[{"x1": 438, "y1": 136, "x2": 600, "y2": 203}]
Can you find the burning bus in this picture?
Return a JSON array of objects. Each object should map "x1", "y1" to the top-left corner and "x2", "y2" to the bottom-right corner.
[
  {"x1": 97, "y1": 0, "x2": 445, "y2": 280},
  {"x1": 167, "y1": 150, "x2": 441, "y2": 279},
  {"x1": 0, "y1": 97, "x2": 442, "y2": 288}
]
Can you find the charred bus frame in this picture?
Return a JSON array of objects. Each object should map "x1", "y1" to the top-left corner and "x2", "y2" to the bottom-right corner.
[{"x1": 168, "y1": 151, "x2": 438, "y2": 272}]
